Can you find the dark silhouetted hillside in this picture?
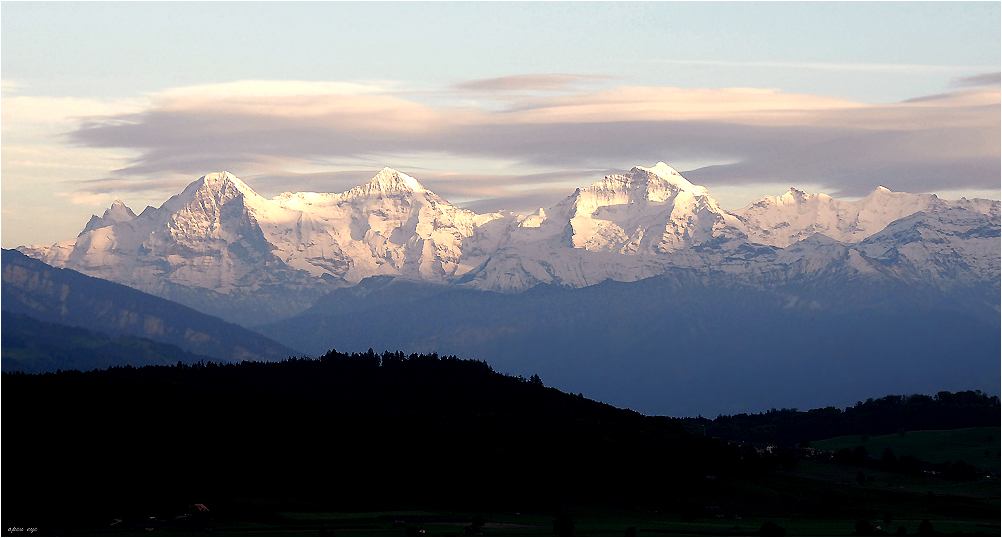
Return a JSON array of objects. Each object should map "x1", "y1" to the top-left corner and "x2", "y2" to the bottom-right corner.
[
  {"x1": 3, "y1": 351, "x2": 754, "y2": 530},
  {"x1": 4, "y1": 353, "x2": 996, "y2": 534}
]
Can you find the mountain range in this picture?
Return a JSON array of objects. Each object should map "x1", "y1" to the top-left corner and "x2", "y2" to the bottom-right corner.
[
  {"x1": 19, "y1": 163, "x2": 1000, "y2": 325},
  {"x1": 15, "y1": 164, "x2": 1000, "y2": 415}
]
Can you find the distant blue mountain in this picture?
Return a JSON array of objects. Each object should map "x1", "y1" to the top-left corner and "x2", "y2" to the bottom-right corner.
[
  {"x1": 2, "y1": 311, "x2": 219, "y2": 374},
  {"x1": 256, "y1": 272, "x2": 1000, "y2": 417},
  {"x1": 2, "y1": 249, "x2": 300, "y2": 369}
]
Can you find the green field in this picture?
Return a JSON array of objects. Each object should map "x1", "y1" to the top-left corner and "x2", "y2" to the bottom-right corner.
[
  {"x1": 813, "y1": 427, "x2": 1001, "y2": 471},
  {"x1": 131, "y1": 463, "x2": 999, "y2": 537}
]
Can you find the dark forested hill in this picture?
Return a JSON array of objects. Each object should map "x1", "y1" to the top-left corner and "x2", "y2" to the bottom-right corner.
[
  {"x1": 1, "y1": 352, "x2": 713, "y2": 528},
  {"x1": 0, "y1": 352, "x2": 760, "y2": 530},
  {"x1": 1, "y1": 248, "x2": 299, "y2": 365},
  {"x1": 4, "y1": 354, "x2": 997, "y2": 535}
]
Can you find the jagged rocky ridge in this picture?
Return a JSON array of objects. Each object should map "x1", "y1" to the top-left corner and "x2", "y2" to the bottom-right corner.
[{"x1": 19, "y1": 163, "x2": 1001, "y2": 325}]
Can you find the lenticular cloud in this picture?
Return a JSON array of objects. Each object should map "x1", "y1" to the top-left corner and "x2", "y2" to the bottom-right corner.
[{"x1": 66, "y1": 80, "x2": 1000, "y2": 201}]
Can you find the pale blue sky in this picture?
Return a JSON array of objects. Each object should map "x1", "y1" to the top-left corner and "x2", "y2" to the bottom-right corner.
[
  {"x1": 4, "y1": 2, "x2": 998, "y2": 101},
  {"x1": 2, "y1": 2, "x2": 1000, "y2": 248}
]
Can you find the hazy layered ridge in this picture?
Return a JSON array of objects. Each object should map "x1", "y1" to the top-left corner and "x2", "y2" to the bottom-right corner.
[
  {"x1": 256, "y1": 269, "x2": 1000, "y2": 417},
  {"x1": 20, "y1": 164, "x2": 1000, "y2": 325}
]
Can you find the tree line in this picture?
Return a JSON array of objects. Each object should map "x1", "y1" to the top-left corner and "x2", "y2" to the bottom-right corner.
[{"x1": 684, "y1": 391, "x2": 1000, "y2": 446}]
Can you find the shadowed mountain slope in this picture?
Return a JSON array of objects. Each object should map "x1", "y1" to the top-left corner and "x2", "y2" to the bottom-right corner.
[
  {"x1": 2, "y1": 249, "x2": 300, "y2": 365},
  {"x1": 2, "y1": 311, "x2": 219, "y2": 374}
]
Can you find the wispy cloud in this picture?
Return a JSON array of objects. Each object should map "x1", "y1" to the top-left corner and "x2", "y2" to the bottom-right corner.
[
  {"x1": 949, "y1": 72, "x2": 1002, "y2": 88},
  {"x1": 153, "y1": 80, "x2": 397, "y2": 100},
  {"x1": 2, "y1": 94, "x2": 145, "y2": 131},
  {"x1": 452, "y1": 74, "x2": 614, "y2": 92},
  {"x1": 1, "y1": 80, "x2": 25, "y2": 96},
  {"x1": 652, "y1": 59, "x2": 999, "y2": 74},
  {"x1": 56, "y1": 191, "x2": 111, "y2": 206}
]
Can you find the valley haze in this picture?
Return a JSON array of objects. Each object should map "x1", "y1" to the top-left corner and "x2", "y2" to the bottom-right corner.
[{"x1": 16, "y1": 164, "x2": 1000, "y2": 416}]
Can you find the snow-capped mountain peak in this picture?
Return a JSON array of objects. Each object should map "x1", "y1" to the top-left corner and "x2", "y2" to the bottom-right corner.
[
  {"x1": 733, "y1": 184, "x2": 953, "y2": 247},
  {"x1": 163, "y1": 171, "x2": 264, "y2": 215},
  {"x1": 79, "y1": 199, "x2": 138, "y2": 236},
  {"x1": 649, "y1": 161, "x2": 682, "y2": 175},
  {"x1": 192, "y1": 171, "x2": 260, "y2": 199},
  {"x1": 203, "y1": 171, "x2": 241, "y2": 185},
  {"x1": 356, "y1": 168, "x2": 426, "y2": 195},
  {"x1": 106, "y1": 199, "x2": 136, "y2": 218},
  {"x1": 632, "y1": 163, "x2": 710, "y2": 198},
  {"x1": 635, "y1": 161, "x2": 691, "y2": 183},
  {"x1": 571, "y1": 163, "x2": 707, "y2": 209},
  {"x1": 538, "y1": 164, "x2": 739, "y2": 254},
  {"x1": 777, "y1": 187, "x2": 825, "y2": 205}
]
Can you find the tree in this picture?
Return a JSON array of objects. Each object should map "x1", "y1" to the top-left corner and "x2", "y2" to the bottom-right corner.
[
  {"x1": 529, "y1": 373, "x2": 543, "y2": 386},
  {"x1": 758, "y1": 521, "x2": 787, "y2": 536}
]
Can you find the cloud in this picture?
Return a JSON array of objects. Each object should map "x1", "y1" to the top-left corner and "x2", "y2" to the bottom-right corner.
[
  {"x1": 154, "y1": 80, "x2": 396, "y2": 100},
  {"x1": 56, "y1": 190, "x2": 117, "y2": 206},
  {"x1": 458, "y1": 190, "x2": 578, "y2": 215},
  {"x1": 684, "y1": 127, "x2": 1001, "y2": 198},
  {"x1": 60, "y1": 79, "x2": 1001, "y2": 204},
  {"x1": 1, "y1": 80, "x2": 25, "y2": 96},
  {"x1": 498, "y1": 86, "x2": 862, "y2": 125},
  {"x1": 232, "y1": 167, "x2": 612, "y2": 215},
  {"x1": 2, "y1": 94, "x2": 145, "y2": 134},
  {"x1": 70, "y1": 175, "x2": 195, "y2": 195},
  {"x1": 452, "y1": 74, "x2": 614, "y2": 92},
  {"x1": 248, "y1": 169, "x2": 387, "y2": 196},
  {"x1": 949, "y1": 72, "x2": 1002, "y2": 88},
  {"x1": 653, "y1": 59, "x2": 999, "y2": 74},
  {"x1": 413, "y1": 168, "x2": 614, "y2": 213}
]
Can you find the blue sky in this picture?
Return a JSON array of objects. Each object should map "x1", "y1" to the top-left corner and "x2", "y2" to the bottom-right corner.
[{"x1": 2, "y1": 2, "x2": 999, "y2": 248}]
